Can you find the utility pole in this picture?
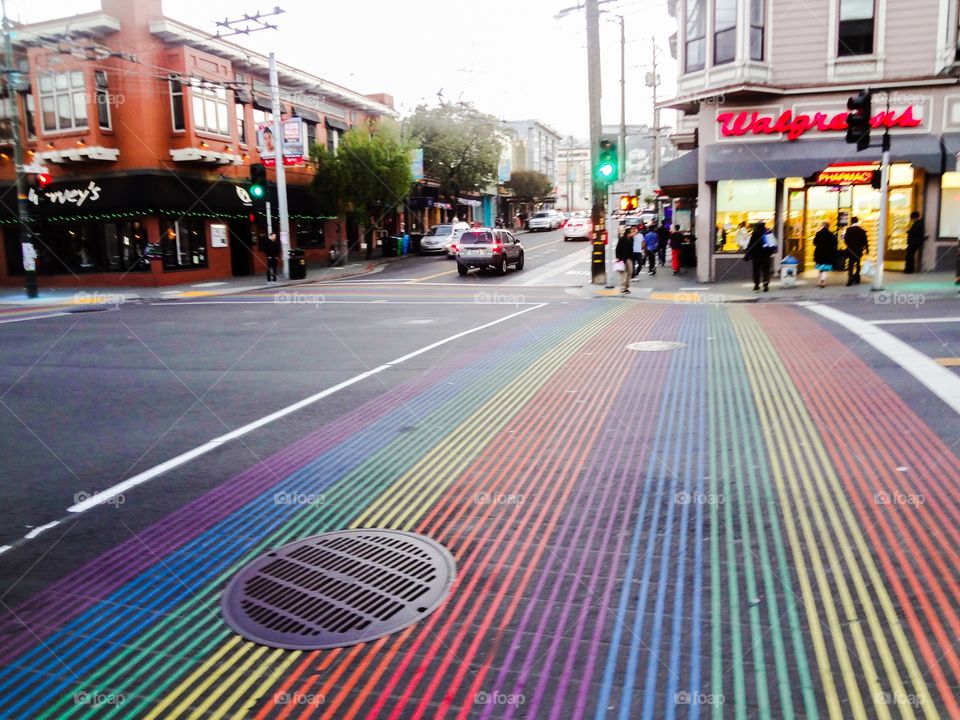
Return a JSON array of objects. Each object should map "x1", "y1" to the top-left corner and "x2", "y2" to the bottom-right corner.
[
  {"x1": 619, "y1": 16, "x2": 626, "y2": 178},
  {"x1": 213, "y1": 8, "x2": 288, "y2": 275},
  {"x1": 874, "y1": 94, "x2": 890, "y2": 292},
  {"x1": 647, "y1": 41, "x2": 661, "y2": 192},
  {"x1": 2, "y1": 0, "x2": 37, "y2": 298},
  {"x1": 586, "y1": 0, "x2": 606, "y2": 285}
]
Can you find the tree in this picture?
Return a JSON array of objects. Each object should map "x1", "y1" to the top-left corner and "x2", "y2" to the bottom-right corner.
[
  {"x1": 310, "y1": 118, "x2": 412, "y2": 260},
  {"x1": 406, "y1": 103, "x2": 502, "y2": 200},
  {"x1": 506, "y1": 170, "x2": 554, "y2": 205}
]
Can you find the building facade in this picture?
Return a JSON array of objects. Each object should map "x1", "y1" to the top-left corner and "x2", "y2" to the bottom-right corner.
[
  {"x1": 0, "y1": 0, "x2": 395, "y2": 287},
  {"x1": 658, "y1": 0, "x2": 960, "y2": 282},
  {"x1": 502, "y1": 119, "x2": 563, "y2": 193}
]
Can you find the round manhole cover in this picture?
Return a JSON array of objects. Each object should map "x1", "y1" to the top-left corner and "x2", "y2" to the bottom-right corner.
[
  {"x1": 221, "y1": 529, "x2": 456, "y2": 650},
  {"x1": 627, "y1": 341, "x2": 687, "y2": 352}
]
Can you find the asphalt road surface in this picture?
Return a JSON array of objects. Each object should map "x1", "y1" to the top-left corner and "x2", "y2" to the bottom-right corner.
[{"x1": 1, "y1": 236, "x2": 959, "y2": 719}]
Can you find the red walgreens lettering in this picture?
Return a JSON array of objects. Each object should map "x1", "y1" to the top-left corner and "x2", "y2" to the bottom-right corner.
[{"x1": 717, "y1": 106, "x2": 922, "y2": 141}]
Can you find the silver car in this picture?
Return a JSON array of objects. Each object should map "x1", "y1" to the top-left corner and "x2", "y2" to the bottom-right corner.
[
  {"x1": 456, "y1": 229, "x2": 525, "y2": 276},
  {"x1": 419, "y1": 223, "x2": 469, "y2": 255},
  {"x1": 527, "y1": 210, "x2": 561, "y2": 231}
]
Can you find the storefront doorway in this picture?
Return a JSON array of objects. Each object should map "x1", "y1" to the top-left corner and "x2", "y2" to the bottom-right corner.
[
  {"x1": 229, "y1": 219, "x2": 257, "y2": 276},
  {"x1": 783, "y1": 164, "x2": 919, "y2": 272}
]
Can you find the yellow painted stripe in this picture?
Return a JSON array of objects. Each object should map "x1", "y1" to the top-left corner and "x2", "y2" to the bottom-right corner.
[
  {"x1": 735, "y1": 308, "x2": 936, "y2": 719},
  {"x1": 649, "y1": 291, "x2": 701, "y2": 303},
  {"x1": 186, "y1": 643, "x2": 273, "y2": 719},
  {"x1": 143, "y1": 635, "x2": 243, "y2": 720},
  {"x1": 934, "y1": 357, "x2": 960, "y2": 367},
  {"x1": 209, "y1": 648, "x2": 300, "y2": 720}
]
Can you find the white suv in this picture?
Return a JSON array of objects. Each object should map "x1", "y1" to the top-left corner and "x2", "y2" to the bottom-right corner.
[{"x1": 527, "y1": 210, "x2": 561, "y2": 231}]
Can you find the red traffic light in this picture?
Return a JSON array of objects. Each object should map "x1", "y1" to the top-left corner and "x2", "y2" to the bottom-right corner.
[{"x1": 37, "y1": 173, "x2": 52, "y2": 188}]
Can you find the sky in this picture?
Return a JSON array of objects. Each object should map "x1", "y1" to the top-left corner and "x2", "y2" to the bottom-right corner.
[{"x1": 9, "y1": 0, "x2": 680, "y2": 140}]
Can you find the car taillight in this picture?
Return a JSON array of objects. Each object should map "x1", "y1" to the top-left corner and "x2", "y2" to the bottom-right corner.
[
  {"x1": 493, "y1": 244, "x2": 503, "y2": 253},
  {"x1": 451, "y1": 244, "x2": 459, "y2": 253}
]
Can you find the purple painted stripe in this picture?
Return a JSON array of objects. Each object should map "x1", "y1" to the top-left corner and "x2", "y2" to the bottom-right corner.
[
  {"x1": 0, "y1": 321, "x2": 536, "y2": 666},
  {"x1": 487, "y1": 307, "x2": 681, "y2": 720}
]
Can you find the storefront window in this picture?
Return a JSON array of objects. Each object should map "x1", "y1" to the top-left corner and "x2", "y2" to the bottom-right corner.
[
  {"x1": 161, "y1": 218, "x2": 208, "y2": 270},
  {"x1": 714, "y1": 179, "x2": 775, "y2": 253},
  {"x1": 32, "y1": 221, "x2": 150, "y2": 275},
  {"x1": 939, "y1": 172, "x2": 960, "y2": 237},
  {"x1": 296, "y1": 220, "x2": 325, "y2": 248}
]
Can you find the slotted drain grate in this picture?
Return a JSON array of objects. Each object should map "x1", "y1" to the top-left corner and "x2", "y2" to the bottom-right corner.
[{"x1": 221, "y1": 529, "x2": 456, "y2": 649}]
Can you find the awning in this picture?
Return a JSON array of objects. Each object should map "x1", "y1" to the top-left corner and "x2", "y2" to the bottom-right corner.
[
  {"x1": 457, "y1": 197, "x2": 481, "y2": 207},
  {"x1": 942, "y1": 133, "x2": 960, "y2": 172},
  {"x1": 235, "y1": 89, "x2": 252, "y2": 104},
  {"x1": 294, "y1": 107, "x2": 321, "y2": 123},
  {"x1": 704, "y1": 134, "x2": 943, "y2": 181},
  {"x1": 252, "y1": 94, "x2": 273, "y2": 112},
  {"x1": 658, "y1": 148, "x2": 698, "y2": 192},
  {"x1": 325, "y1": 116, "x2": 349, "y2": 131}
]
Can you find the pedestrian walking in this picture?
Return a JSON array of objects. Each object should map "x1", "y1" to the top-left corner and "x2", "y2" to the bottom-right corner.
[
  {"x1": 843, "y1": 216, "x2": 868, "y2": 286},
  {"x1": 743, "y1": 221, "x2": 773, "y2": 292},
  {"x1": 657, "y1": 221, "x2": 670, "y2": 266},
  {"x1": 644, "y1": 225, "x2": 659, "y2": 275},
  {"x1": 631, "y1": 226, "x2": 644, "y2": 278},
  {"x1": 265, "y1": 231, "x2": 281, "y2": 283},
  {"x1": 670, "y1": 225, "x2": 685, "y2": 275},
  {"x1": 904, "y1": 210, "x2": 924, "y2": 273},
  {"x1": 615, "y1": 227, "x2": 634, "y2": 293},
  {"x1": 812, "y1": 222, "x2": 838, "y2": 288}
]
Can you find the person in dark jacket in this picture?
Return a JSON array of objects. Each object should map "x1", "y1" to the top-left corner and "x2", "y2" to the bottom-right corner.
[
  {"x1": 813, "y1": 222, "x2": 838, "y2": 288},
  {"x1": 643, "y1": 226, "x2": 659, "y2": 275},
  {"x1": 615, "y1": 228, "x2": 634, "y2": 293},
  {"x1": 904, "y1": 211, "x2": 924, "y2": 273},
  {"x1": 843, "y1": 217, "x2": 868, "y2": 286},
  {"x1": 265, "y1": 232, "x2": 281, "y2": 283},
  {"x1": 743, "y1": 221, "x2": 773, "y2": 292},
  {"x1": 656, "y1": 221, "x2": 670, "y2": 266},
  {"x1": 669, "y1": 226, "x2": 685, "y2": 275}
]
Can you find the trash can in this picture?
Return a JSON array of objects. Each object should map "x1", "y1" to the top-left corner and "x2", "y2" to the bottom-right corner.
[
  {"x1": 401, "y1": 235, "x2": 410, "y2": 255},
  {"x1": 382, "y1": 236, "x2": 395, "y2": 258},
  {"x1": 780, "y1": 255, "x2": 799, "y2": 287},
  {"x1": 410, "y1": 233, "x2": 423, "y2": 254},
  {"x1": 288, "y1": 248, "x2": 306, "y2": 280},
  {"x1": 394, "y1": 236, "x2": 404, "y2": 256}
]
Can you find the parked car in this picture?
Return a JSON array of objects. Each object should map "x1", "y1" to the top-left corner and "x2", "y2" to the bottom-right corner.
[
  {"x1": 527, "y1": 210, "x2": 561, "y2": 231},
  {"x1": 456, "y1": 228, "x2": 525, "y2": 276},
  {"x1": 563, "y1": 216, "x2": 592, "y2": 241},
  {"x1": 419, "y1": 222, "x2": 469, "y2": 255}
]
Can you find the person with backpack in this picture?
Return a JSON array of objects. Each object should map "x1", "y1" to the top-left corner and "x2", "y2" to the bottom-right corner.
[
  {"x1": 813, "y1": 221, "x2": 838, "y2": 289},
  {"x1": 615, "y1": 226, "x2": 635, "y2": 293},
  {"x1": 643, "y1": 225, "x2": 659, "y2": 276},
  {"x1": 743, "y1": 221, "x2": 774, "y2": 292},
  {"x1": 670, "y1": 225, "x2": 685, "y2": 275},
  {"x1": 657, "y1": 221, "x2": 670, "y2": 266},
  {"x1": 843, "y1": 217, "x2": 868, "y2": 286}
]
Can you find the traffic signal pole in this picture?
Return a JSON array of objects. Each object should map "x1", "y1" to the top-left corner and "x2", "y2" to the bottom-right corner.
[
  {"x1": 2, "y1": 0, "x2": 37, "y2": 298},
  {"x1": 586, "y1": 0, "x2": 607, "y2": 285},
  {"x1": 874, "y1": 114, "x2": 890, "y2": 291},
  {"x1": 269, "y1": 52, "x2": 291, "y2": 279}
]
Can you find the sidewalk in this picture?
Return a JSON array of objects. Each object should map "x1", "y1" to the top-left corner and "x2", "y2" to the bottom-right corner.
[
  {"x1": 0, "y1": 254, "x2": 409, "y2": 309},
  {"x1": 594, "y1": 263, "x2": 958, "y2": 303}
]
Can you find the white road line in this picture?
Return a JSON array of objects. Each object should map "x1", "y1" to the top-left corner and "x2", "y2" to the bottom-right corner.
[
  {"x1": 807, "y1": 303, "x2": 960, "y2": 416},
  {"x1": 0, "y1": 546, "x2": 11, "y2": 556},
  {"x1": 24, "y1": 521, "x2": 60, "y2": 539},
  {"x1": 151, "y1": 300, "x2": 543, "y2": 306},
  {"x1": 68, "y1": 303, "x2": 547, "y2": 513},
  {"x1": 307, "y1": 281, "x2": 567, "y2": 288},
  {"x1": 870, "y1": 316, "x2": 960, "y2": 325},
  {"x1": 0, "y1": 312, "x2": 71, "y2": 324},
  {"x1": 519, "y1": 248, "x2": 592, "y2": 287}
]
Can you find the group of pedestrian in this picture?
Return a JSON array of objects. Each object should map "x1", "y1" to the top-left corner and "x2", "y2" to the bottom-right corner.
[{"x1": 614, "y1": 221, "x2": 686, "y2": 294}]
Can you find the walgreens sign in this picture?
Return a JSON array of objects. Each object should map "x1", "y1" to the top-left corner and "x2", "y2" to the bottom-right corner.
[{"x1": 716, "y1": 107, "x2": 922, "y2": 141}]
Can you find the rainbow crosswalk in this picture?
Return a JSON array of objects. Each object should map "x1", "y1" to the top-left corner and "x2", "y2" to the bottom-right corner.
[{"x1": 0, "y1": 301, "x2": 958, "y2": 719}]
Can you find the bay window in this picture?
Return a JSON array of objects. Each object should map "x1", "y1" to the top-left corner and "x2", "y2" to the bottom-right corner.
[
  {"x1": 39, "y1": 71, "x2": 87, "y2": 132},
  {"x1": 685, "y1": 0, "x2": 706, "y2": 71},
  {"x1": 714, "y1": 0, "x2": 737, "y2": 65},
  {"x1": 838, "y1": 0, "x2": 874, "y2": 56}
]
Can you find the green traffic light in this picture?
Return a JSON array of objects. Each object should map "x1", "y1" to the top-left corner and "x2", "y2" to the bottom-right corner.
[
  {"x1": 250, "y1": 184, "x2": 265, "y2": 199},
  {"x1": 598, "y1": 163, "x2": 615, "y2": 178}
]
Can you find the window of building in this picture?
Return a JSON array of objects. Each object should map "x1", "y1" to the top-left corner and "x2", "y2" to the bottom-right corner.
[
  {"x1": 305, "y1": 121, "x2": 317, "y2": 151},
  {"x1": 38, "y1": 70, "x2": 87, "y2": 133},
  {"x1": 169, "y1": 76, "x2": 185, "y2": 131},
  {"x1": 236, "y1": 102, "x2": 247, "y2": 145},
  {"x1": 714, "y1": 0, "x2": 737, "y2": 65},
  {"x1": 190, "y1": 79, "x2": 230, "y2": 136},
  {"x1": 715, "y1": 179, "x2": 776, "y2": 253},
  {"x1": 27, "y1": 221, "x2": 151, "y2": 275},
  {"x1": 161, "y1": 218, "x2": 208, "y2": 270},
  {"x1": 94, "y1": 70, "x2": 111, "y2": 130},
  {"x1": 327, "y1": 128, "x2": 341, "y2": 153},
  {"x1": 941, "y1": 172, "x2": 960, "y2": 236},
  {"x1": 685, "y1": 0, "x2": 706, "y2": 71},
  {"x1": 296, "y1": 219, "x2": 325, "y2": 248},
  {"x1": 838, "y1": 0, "x2": 874, "y2": 56},
  {"x1": 24, "y1": 90, "x2": 36, "y2": 139},
  {"x1": 750, "y1": 0, "x2": 765, "y2": 60}
]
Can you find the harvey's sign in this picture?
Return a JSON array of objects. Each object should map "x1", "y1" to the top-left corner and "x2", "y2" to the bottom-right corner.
[{"x1": 716, "y1": 105, "x2": 924, "y2": 142}]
